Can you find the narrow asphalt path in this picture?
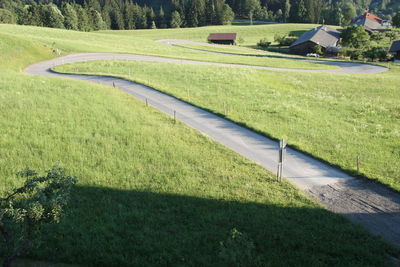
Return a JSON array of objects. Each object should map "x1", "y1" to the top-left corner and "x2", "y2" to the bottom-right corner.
[
  {"x1": 24, "y1": 53, "x2": 400, "y2": 248},
  {"x1": 157, "y1": 39, "x2": 389, "y2": 74}
]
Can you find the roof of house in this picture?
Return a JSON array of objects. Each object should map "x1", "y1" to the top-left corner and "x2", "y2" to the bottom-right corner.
[
  {"x1": 389, "y1": 40, "x2": 400, "y2": 52},
  {"x1": 350, "y1": 12, "x2": 383, "y2": 30},
  {"x1": 290, "y1": 26, "x2": 340, "y2": 49},
  {"x1": 208, "y1": 33, "x2": 237, "y2": 41}
]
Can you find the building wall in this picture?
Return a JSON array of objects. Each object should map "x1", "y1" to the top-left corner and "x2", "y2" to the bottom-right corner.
[
  {"x1": 290, "y1": 41, "x2": 318, "y2": 55},
  {"x1": 209, "y1": 40, "x2": 235, "y2": 45}
]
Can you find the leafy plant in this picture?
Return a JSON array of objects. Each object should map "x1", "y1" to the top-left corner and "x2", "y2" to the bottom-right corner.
[
  {"x1": 363, "y1": 47, "x2": 388, "y2": 61},
  {"x1": 0, "y1": 166, "x2": 77, "y2": 267},
  {"x1": 313, "y1": 44, "x2": 323, "y2": 55},
  {"x1": 341, "y1": 26, "x2": 370, "y2": 49},
  {"x1": 257, "y1": 38, "x2": 271, "y2": 49},
  {"x1": 219, "y1": 228, "x2": 261, "y2": 266}
]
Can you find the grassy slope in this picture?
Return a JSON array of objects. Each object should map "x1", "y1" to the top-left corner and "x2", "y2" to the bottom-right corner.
[
  {"x1": 0, "y1": 28, "x2": 399, "y2": 265},
  {"x1": 0, "y1": 24, "x2": 334, "y2": 70},
  {"x1": 55, "y1": 60, "x2": 400, "y2": 191}
]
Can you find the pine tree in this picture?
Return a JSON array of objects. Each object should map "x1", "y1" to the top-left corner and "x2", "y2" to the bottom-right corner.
[
  {"x1": 244, "y1": 0, "x2": 260, "y2": 25},
  {"x1": 61, "y1": 3, "x2": 78, "y2": 30},
  {"x1": 220, "y1": 3, "x2": 234, "y2": 24},
  {"x1": 170, "y1": 10, "x2": 182, "y2": 28},
  {"x1": 110, "y1": 8, "x2": 124, "y2": 29},
  {"x1": 284, "y1": 0, "x2": 290, "y2": 22},
  {"x1": 157, "y1": 6, "x2": 167, "y2": 28},
  {"x1": 90, "y1": 8, "x2": 106, "y2": 30},
  {"x1": 44, "y1": 4, "x2": 64, "y2": 29},
  {"x1": 75, "y1": 4, "x2": 91, "y2": 31},
  {"x1": 393, "y1": 13, "x2": 400, "y2": 28}
]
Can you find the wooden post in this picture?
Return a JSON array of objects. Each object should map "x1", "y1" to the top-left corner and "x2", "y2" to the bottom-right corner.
[
  {"x1": 113, "y1": 82, "x2": 115, "y2": 88},
  {"x1": 174, "y1": 110, "x2": 176, "y2": 123},
  {"x1": 357, "y1": 155, "x2": 360, "y2": 173},
  {"x1": 145, "y1": 98, "x2": 148, "y2": 107}
]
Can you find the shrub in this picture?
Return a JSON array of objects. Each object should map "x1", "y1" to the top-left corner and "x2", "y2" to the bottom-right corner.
[
  {"x1": 0, "y1": 166, "x2": 78, "y2": 267},
  {"x1": 342, "y1": 48, "x2": 364, "y2": 60},
  {"x1": 219, "y1": 228, "x2": 261, "y2": 266},
  {"x1": 313, "y1": 45, "x2": 323, "y2": 55},
  {"x1": 0, "y1": 9, "x2": 16, "y2": 24},
  {"x1": 363, "y1": 47, "x2": 388, "y2": 61},
  {"x1": 341, "y1": 26, "x2": 370, "y2": 49},
  {"x1": 257, "y1": 38, "x2": 271, "y2": 49},
  {"x1": 274, "y1": 34, "x2": 297, "y2": 46}
]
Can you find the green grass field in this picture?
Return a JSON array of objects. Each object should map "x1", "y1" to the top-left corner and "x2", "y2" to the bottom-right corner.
[
  {"x1": 55, "y1": 59, "x2": 400, "y2": 192},
  {"x1": 1, "y1": 25, "x2": 400, "y2": 265},
  {"x1": 0, "y1": 24, "x2": 336, "y2": 70}
]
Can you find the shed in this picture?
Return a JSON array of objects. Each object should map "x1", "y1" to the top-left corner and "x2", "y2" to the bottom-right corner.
[
  {"x1": 208, "y1": 33, "x2": 237, "y2": 45},
  {"x1": 290, "y1": 26, "x2": 340, "y2": 55},
  {"x1": 389, "y1": 40, "x2": 400, "y2": 60}
]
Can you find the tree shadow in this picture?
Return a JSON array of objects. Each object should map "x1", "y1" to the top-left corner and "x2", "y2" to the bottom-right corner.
[{"x1": 22, "y1": 186, "x2": 398, "y2": 266}]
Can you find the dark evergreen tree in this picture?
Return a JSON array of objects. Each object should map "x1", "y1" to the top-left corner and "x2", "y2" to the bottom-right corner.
[
  {"x1": 61, "y1": 3, "x2": 78, "y2": 30},
  {"x1": 170, "y1": 10, "x2": 182, "y2": 27}
]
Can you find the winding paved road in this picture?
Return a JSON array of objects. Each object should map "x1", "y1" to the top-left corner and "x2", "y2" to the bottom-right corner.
[
  {"x1": 24, "y1": 53, "x2": 400, "y2": 248},
  {"x1": 157, "y1": 39, "x2": 389, "y2": 74}
]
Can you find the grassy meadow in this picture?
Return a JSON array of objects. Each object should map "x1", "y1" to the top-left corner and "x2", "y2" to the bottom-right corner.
[
  {"x1": 1, "y1": 24, "x2": 400, "y2": 265},
  {"x1": 55, "y1": 60, "x2": 400, "y2": 191},
  {"x1": 0, "y1": 23, "x2": 335, "y2": 70}
]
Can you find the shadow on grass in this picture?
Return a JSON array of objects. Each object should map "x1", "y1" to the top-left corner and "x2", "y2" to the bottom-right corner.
[{"x1": 20, "y1": 185, "x2": 398, "y2": 266}]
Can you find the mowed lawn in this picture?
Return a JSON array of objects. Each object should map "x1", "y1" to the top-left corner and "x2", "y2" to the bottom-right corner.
[
  {"x1": 56, "y1": 60, "x2": 400, "y2": 192},
  {"x1": 0, "y1": 28, "x2": 399, "y2": 265}
]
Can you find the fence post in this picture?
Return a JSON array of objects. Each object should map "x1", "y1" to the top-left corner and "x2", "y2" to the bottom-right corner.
[{"x1": 277, "y1": 139, "x2": 287, "y2": 182}]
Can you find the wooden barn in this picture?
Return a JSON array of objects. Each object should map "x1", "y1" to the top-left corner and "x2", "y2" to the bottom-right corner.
[
  {"x1": 389, "y1": 40, "x2": 400, "y2": 60},
  {"x1": 289, "y1": 26, "x2": 340, "y2": 55},
  {"x1": 208, "y1": 33, "x2": 237, "y2": 45}
]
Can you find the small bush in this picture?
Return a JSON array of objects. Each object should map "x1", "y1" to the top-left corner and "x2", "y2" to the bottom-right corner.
[
  {"x1": 313, "y1": 45, "x2": 323, "y2": 55},
  {"x1": 363, "y1": 47, "x2": 388, "y2": 61},
  {"x1": 257, "y1": 38, "x2": 271, "y2": 49},
  {"x1": 219, "y1": 228, "x2": 262, "y2": 266},
  {"x1": 274, "y1": 34, "x2": 297, "y2": 46},
  {"x1": 342, "y1": 48, "x2": 364, "y2": 60}
]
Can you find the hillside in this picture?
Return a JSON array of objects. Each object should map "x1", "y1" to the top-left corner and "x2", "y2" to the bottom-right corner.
[{"x1": 0, "y1": 24, "x2": 399, "y2": 265}]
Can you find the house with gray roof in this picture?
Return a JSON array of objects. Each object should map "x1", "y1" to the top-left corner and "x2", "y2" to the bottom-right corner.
[
  {"x1": 289, "y1": 26, "x2": 340, "y2": 55},
  {"x1": 350, "y1": 12, "x2": 383, "y2": 32},
  {"x1": 389, "y1": 40, "x2": 400, "y2": 60}
]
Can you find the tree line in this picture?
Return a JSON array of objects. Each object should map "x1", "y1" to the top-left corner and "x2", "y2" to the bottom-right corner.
[
  {"x1": 226, "y1": 0, "x2": 399, "y2": 25},
  {"x1": 0, "y1": 0, "x2": 399, "y2": 31},
  {"x1": 0, "y1": 0, "x2": 234, "y2": 30}
]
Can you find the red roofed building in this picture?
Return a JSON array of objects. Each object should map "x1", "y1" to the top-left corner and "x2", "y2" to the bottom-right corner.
[
  {"x1": 350, "y1": 11, "x2": 384, "y2": 31},
  {"x1": 208, "y1": 33, "x2": 237, "y2": 45}
]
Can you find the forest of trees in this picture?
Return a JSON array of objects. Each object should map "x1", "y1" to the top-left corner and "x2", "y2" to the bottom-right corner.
[
  {"x1": 0, "y1": 0, "x2": 234, "y2": 30},
  {"x1": 0, "y1": 0, "x2": 399, "y2": 31}
]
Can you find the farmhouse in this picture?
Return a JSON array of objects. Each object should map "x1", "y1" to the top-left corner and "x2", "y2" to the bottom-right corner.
[
  {"x1": 350, "y1": 12, "x2": 384, "y2": 31},
  {"x1": 208, "y1": 33, "x2": 237, "y2": 45},
  {"x1": 389, "y1": 40, "x2": 400, "y2": 60},
  {"x1": 289, "y1": 26, "x2": 340, "y2": 55}
]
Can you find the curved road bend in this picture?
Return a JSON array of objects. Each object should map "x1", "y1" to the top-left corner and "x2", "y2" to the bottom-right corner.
[
  {"x1": 158, "y1": 39, "x2": 388, "y2": 74},
  {"x1": 25, "y1": 53, "x2": 400, "y2": 248}
]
